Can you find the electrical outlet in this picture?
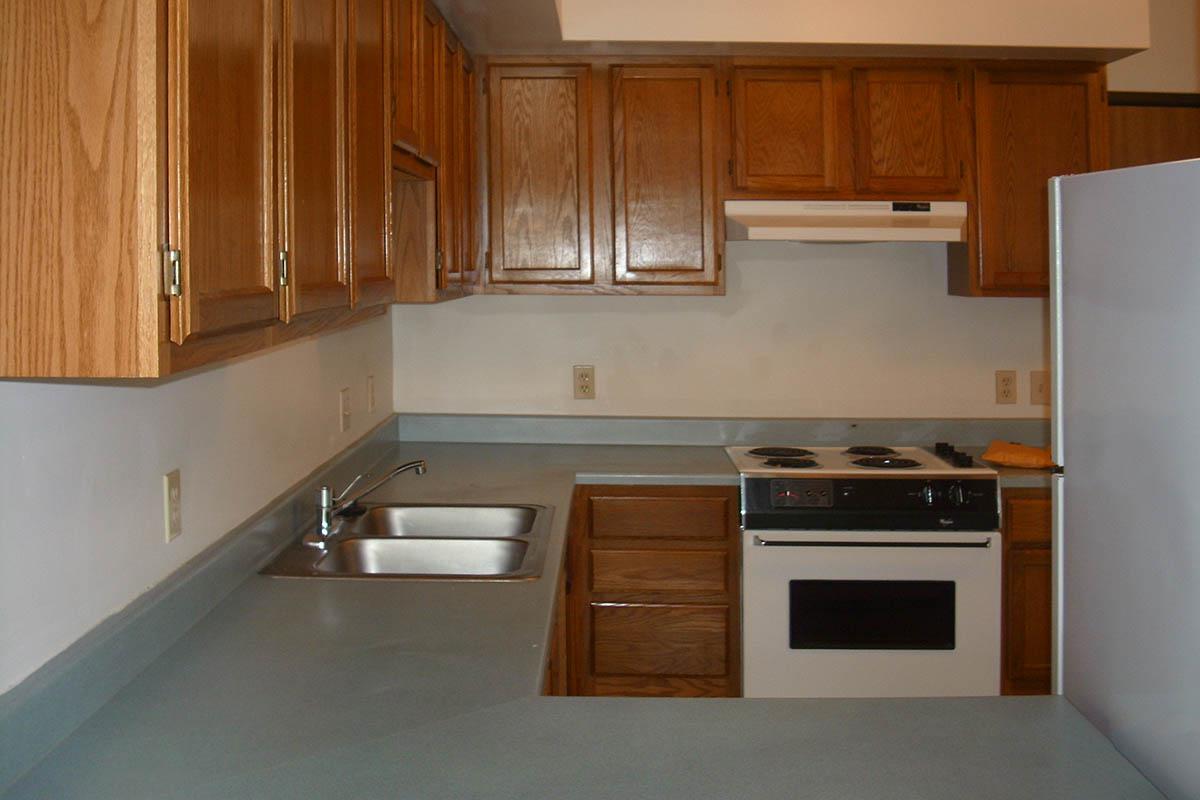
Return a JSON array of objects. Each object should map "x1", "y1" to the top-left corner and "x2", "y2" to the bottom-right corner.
[
  {"x1": 1030, "y1": 370, "x2": 1050, "y2": 405},
  {"x1": 366, "y1": 374, "x2": 376, "y2": 413},
  {"x1": 163, "y1": 469, "x2": 182, "y2": 543},
  {"x1": 573, "y1": 365, "x2": 596, "y2": 400},
  {"x1": 995, "y1": 370, "x2": 1018, "y2": 405},
  {"x1": 339, "y1": 387, "x2": 351, "y2": 432}
]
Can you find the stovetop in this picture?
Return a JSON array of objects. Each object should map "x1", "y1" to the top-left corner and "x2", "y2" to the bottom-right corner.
[{"x1": 725, "y1": 444, "x2": 997, "y2": 479}]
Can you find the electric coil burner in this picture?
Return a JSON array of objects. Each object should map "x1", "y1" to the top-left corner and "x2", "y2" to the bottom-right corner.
[
  {"x1": 844, "y1": 446, "x2": 899, "y2": 456},
  {"x1": 748, "y1": 447, "x2": 815, "y2": 458},
  {"x1": 851, "y1": 456, "x2": 922, "y2": 469},
  {"x1": 762, "y1": 458, "x2": 819, "y2": 469}
]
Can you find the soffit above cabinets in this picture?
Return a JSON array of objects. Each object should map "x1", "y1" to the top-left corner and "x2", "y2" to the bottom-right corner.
[{"x1": 434, "y1": 0, "x2": 1148, "y2": 60}]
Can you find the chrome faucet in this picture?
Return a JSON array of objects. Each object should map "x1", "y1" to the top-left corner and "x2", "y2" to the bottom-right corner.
[{"x1": 309, "y1": 460, "x2": 427, "y2": 546}]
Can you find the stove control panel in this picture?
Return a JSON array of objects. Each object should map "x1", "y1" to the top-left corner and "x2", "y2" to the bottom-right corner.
[{"x1": 770, "y1": 479, "x2": 833, "y2": 508}]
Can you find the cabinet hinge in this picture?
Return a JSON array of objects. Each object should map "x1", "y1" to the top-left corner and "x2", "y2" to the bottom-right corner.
[
  {"x1": 717, "y1": 252, "x2": 723, "y2": 272},
  {"x1": 278, "y1": 250, "x2": 289, "y2": 287},
  {"x1": 435, "y1": 250, "x2": 444, "y2": 273},
  {"x1": 727, "y1": 158, "x2": 734, "y2": 176},
  {"x1": 162, "y1": 247, "x2": 182, "y2": 297}
]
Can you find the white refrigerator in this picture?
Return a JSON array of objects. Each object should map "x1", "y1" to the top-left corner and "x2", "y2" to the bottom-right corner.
[{"x1": 1051, "y1": 158, "x2": 1200, "y2": 800}]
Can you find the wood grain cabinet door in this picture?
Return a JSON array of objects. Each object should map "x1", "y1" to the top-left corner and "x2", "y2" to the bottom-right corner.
[
  {"x1": 390, "y1": 0, "x2": 421, "y2": 152},
  {"x1": 166, "y1": 0, "x2": 282, "y2": 344},
  {"x1": 851, "y1": 67, "x2": 964, "y2": 195},
  {"x1": 1002, "y1": 489, "x2": 1053, "y2": 695},
  {"x1": 281, "y1": 0, "x2": 351, "y2": 318},
  {"x1": 417, "y1": 1, "x2": 443, "y2": 164},
  {"x1": 612, "y1": 65, "x2": 719, "y2": 285},
  {"x1": 731, "y1": 66, "x2": 849, "y2": 194},
  {"x1": 487, "y1": 64, "x2": 594, "y2": 284},
  {"x1": 348, "y1": 0, "x2": 393, "y2": 308},
  {"x1": 437, "y1": 31, "x2": 461, "y2": 287},
  {"x1": 458, "y1": 52, "x2": 480, "y2": 288},
  {"x1": 974, "y1": 67, "x2": 1106, "y2": 294}
]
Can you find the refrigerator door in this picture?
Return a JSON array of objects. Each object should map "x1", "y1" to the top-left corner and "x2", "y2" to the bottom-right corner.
[{"x1": 1053, "y1": 159, "x2": 1200, "y2": 800}]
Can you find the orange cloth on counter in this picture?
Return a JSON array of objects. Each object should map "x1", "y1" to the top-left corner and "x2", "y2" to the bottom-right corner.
[{"x1": 980, "y1": 440, "x2": 1055, "y2": 469}]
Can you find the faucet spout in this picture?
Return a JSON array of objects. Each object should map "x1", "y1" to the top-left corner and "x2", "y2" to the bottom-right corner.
[{"x1": 312, "y1": 459, "x2": 428, "y2": 544}]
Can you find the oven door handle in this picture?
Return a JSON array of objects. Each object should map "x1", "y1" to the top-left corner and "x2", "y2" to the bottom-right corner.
[{"x1": 752, "y1": 536, "x2": 992, "y2": 549}]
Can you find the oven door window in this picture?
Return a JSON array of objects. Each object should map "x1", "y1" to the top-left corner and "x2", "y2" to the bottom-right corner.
[{"x1": 789, "y1": 580, "x2": 955, "y2": 650}]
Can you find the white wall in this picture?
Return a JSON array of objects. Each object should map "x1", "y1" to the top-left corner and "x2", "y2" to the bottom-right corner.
[
  {"x1": 556, "y1": 0, "x2": 1149, "y2": 52},
  {"x1": 393, "y1": 243, "x2": 1048, "y2": 418},
  {"x1": 0, "y1": 314, "x2": 394, "y2": 693},
  {"x1": 1108, "y1": 0, "x2": 1200, "y2": 92}
]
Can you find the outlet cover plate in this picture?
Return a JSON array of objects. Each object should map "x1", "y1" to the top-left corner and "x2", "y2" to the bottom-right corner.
[
  {"x1": 573, "y1": 365, "x2": 596, "y2": 400},
  {"x1": 163, "y1": 469, "x2": 182, "y2": 542},
  {"x1": 995, "y1": 370, "x2": 1017, "y2": 405}
]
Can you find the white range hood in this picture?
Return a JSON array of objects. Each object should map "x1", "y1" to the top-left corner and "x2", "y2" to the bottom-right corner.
[{"x1": 725, "y1": 200, "x2": 968, "y2": 244}]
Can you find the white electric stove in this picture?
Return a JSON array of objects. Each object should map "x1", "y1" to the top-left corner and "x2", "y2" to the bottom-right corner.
[{"x1": 729, "y1": 443, "x2": 1002, "y2": 699}]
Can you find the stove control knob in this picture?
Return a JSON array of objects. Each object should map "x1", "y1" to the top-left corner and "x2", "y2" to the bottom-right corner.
[
  {"x1": 948, "y1": 482, "x2": 966, "y2": 507},
  {"x1": 920, "y1": 482, "x2": 936, "y2": 506}
]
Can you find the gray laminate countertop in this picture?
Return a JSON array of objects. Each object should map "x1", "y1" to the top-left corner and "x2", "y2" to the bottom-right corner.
[{"x1": 2, "y1": 443, "x2": 1154, "y2": 799}]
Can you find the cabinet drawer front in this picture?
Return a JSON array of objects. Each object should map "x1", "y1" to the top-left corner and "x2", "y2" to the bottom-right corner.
[
  {"x1": 591, "y1": 550, "x2": 728, "y2": 593},
  {"x1": 591, "y1": 603, "x2": 728, "y2": 676},
  {"x1": 590, "y1": 496, "x2": 730, "y2": 541},
  {"x1": 1005, "y1": 495, "x2": 1051, "y2": 544}
]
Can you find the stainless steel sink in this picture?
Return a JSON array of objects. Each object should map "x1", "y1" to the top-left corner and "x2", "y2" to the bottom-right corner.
[
  {"x1": 261, "y1": 503, "x2": 550, "y2": 581},
  {"x1": 346, "y1": 504, "x2": 537, "y2": 538},
  {"x1": 314, "y1": 537, "x2": 529, "y2": 577}
]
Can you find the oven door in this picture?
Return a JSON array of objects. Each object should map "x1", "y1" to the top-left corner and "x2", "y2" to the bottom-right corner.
[{"x1": 742, "y1": 529, "x2": 1001, "y2": 698}]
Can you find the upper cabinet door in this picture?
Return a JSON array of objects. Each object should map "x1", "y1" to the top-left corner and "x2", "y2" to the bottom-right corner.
[
  {"x1": 612, "y1": 65, "x2": 719, "y2": 285},
  {"x1": 282, "y1": 0, "x2": 351, "y2": 317},
  {"x1": 391, "y1": 0, "x2": 420, "y2": 152},
  {"x1": 851, "y1": 67, "x2": 964, "y2": 195},
  {"x1": 349, "y1": 0, "x2": 393, "y2": 308},
  {"x1": 974, "y1": 67, "x2": 1107, "y2": 293},
  {"x1": 487, "y1": 64, "x2": 594, "y2": 284},
  {"x1": 458, "y1": 52, "x2": 481, "y2": 288},
  {"x1": 417, "y1": 1, "x2": 443, "y2": 164},
  {"x1": 167, "y1": 0, "x2": 281, "y2": 344},
  {"x1": 437, "y1": 30, "x2": 461, "y2": 286},
  {"x1": 731, "y1": 66, "x2": 849, "y2": 194}
]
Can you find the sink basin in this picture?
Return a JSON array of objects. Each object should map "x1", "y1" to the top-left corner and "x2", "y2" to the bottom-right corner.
[
  {"x1": 260, "y1": 503, "x2": 550, "y2": 581},
  {"x1": 346, "y1": 504, "x2": 537, "y2": 538},
  {"x1": 315, "y1": 537, "x2": 529, "y2": 577}
]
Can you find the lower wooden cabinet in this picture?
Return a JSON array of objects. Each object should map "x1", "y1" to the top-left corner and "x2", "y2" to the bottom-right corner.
[
  {"x1": 1001, "y1": 488, "x2": 1053, "y2": 695},
  {"x1": 561, "y1": 484, "x2": 741, "y2": 697}
]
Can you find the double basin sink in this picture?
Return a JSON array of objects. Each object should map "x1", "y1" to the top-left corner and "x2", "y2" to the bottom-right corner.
[{"x1": 262, "y1": 504, "x2": 549, "y2": 581}]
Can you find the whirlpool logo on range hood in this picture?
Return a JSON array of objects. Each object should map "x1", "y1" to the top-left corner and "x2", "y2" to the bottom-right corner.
[{"x1": 724, "y1": 200, "x2": 968, "y2": 244}]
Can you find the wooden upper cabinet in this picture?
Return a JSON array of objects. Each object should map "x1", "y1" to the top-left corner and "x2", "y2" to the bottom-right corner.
[
  {"x1": 437, "y1": 31, "x2": 461, "y2": 286},
  {"x1": 349, "y1": 0, "x2": 393, "y2": 308},
  {"x1": 731, "y1": 66, "x2": 849, "y2": 194},
  {"x1": 458, "y1": 52, "x2": 481, "y2": 288},
  {"x1": 974, "y1": 66, "x2": 1106, "y2": 293},
  {"x1": 390, "y1": 0, "x2": 420, "y2": 152},
  {"x1": 417, "y1": 1, "x2": 443, "y2": 163},
  {"x1": 167, "y1": 0, "x2": 281, "y2": 344},
  {"x1": 487, "y1": 64, "x2": 594, "y2": 284},
  {"x1": 282, "y1": 0, "x2": 351, "y2": 317},
  {"x1": 612, "y1": 65, "x2": 719, "y2": 285},
  {"x1": 851, "y1": 67, "x2": 964, "y2": 195}
]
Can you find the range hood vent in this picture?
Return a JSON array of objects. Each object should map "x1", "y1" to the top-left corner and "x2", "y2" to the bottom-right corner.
[{"x1": 725, "y1": 200, "x2": 968, "y2": 243}]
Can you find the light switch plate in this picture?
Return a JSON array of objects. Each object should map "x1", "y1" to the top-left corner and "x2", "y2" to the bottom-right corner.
[
  {"x1": 1030, "y1": 370, "x2": 1050, "y2": 405},
  {"x1": 366, "y1": 375, "x2": 376, "y2": 413},
  {"x1": 163, "y1": 469, "x2": 182, "y2": 543},
  {"x1": 339, "y1": 387, "x2": 351, "y2": 432}
]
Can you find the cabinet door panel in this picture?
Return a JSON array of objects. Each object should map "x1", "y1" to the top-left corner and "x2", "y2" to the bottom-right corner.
[
  {"x1": 1004, "y1": 546, "x2": 1052, "y2": 693},
  {"x1": 590, "y1": 496, "x2": 730, "y2": 541},
  {"x1": 732, "y1": 67, "x2": 845, "y2": 193},
  {"x1": 852, "y1": 67, "x2": 962, "y2": 194},
  {"x1": 438, "y1": 32, "x2": 460, "y2": 285},
  {"x1": 591, "y1": 603, "x2": 728, "y2": 677},
  {"x1": 487, "y1": 65, "x2": 593, "y2": 284},
  {"x1": 349, "y1": 0, "x2": 392, "y2": 307},
  {"x1": 391, "y1": 0, "x2": 420, "y2": 151},
  {"x1": 591, "y1": 550, "x2": 728, "y2": 593},
  {"x1": 458, "y1": 52, "x2": 480, "y2": 287},
  {"x1": 975, "y1": 68, "x2": 1106, "y2": 293},
  {"x1": 417, "y1": 1, "x2": 442, "y2": 163},
  {"x1": 284, "y1": 0, "x2": 350, "y2": 316},
  {"x1": 612, "y1": 65, "x2": 718, "y2": 285},
  {"x1": 169, "y1": 0, "x2": 280, "y2": 343}
]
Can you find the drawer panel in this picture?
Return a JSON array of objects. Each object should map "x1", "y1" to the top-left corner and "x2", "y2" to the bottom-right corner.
[
  {"x1": 590, "y1": 496, "x2": 729, "y2": 540},
  {"x1": 1005, "y1": 493, "x2": 1051, "y2": 545},
  {"x1": 591, "y1": 549, "x2": 727, "y2": 593},
  {"x1": 591, "y1": 603, "x2": 728, "y2": 677}
]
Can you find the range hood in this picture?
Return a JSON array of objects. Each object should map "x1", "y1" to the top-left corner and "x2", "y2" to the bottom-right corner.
[{"x1": 725, "y1": 200, "x2": 967, "y2": 243}]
